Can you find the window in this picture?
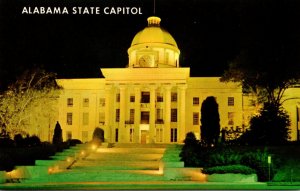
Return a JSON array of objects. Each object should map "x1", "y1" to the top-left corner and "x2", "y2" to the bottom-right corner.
[
  {"x1": 156, "y1": 109, "x2": 163, "y2": 123},
  {"x1": 157, "y1": 93, "x2": 163, "y2": 102},
  {"x1": 67, "y1": 98, "x2": 73, "y2": 107},
  {"x1": 116, "y1": 109, "x2": 120, "y2": 122},
  {"x1": 116, "y1": 94, "x2": 120, "y2": 102},
  {"x1": 129, "y1": 128, "x2": 134, "y2": 142},
  {"x1": 130, "y1": 95, "x2": 135, "y2": 102},
  {"x1": 228, "y1": 112, "x2": 234, "y2": 125},
  {"x1": 67, "y1": 113, "x2": 73, "y2": 125},
  {"x1": 99, "y1": 98, "x2": 105, "y2": 107},
  {"x1": 82, "y1": 131, "x2": 88, "y2": 143},
  {"x1": 66, "y1": 131, "x2": 72, "y2": 140},
  {"x1": 115, "y1": 129, "x2": 119, "y2": 142},
  {"x1": 141, "y1": 111, "x2": 150, "y2": 124},
  {"x1": 156, "y1": 128, "x2": 163, "y2": 142},
  {"x1": 171, "y1": 92, "x2": 177, "y2": 102},
  {"x1": 166, "y1": 52, "x2": 169, "y2": 65},
  {"x1": 99, "y1": 112, "x2": 105, "y2": 124},
  {"x1": 141, "y1": 92, "x2": 150, "y2": 103},
  {"x1": 170, "y1": 128, "x2": 177, "y2": 142},
  {"x1": 193, "y1": 97, "x2": 199, "y2": 106},
  {"x1": 83, "y1": 98, "x2": 89, "y2": 107},
  {"x1": 171, "y1": 109, "x2": 177, "y2": 122},
  {"x1": 83, "y1": 112, "x2": 89, "y2": 125},
  {"x1": 130, "y1": 109, "x2": 135, "y2": 123},
  {"x1": 193, "y1": 112, "x2": 199, "y2": 125},
  {"x1": 228, "y1": 97, "x2": 234, "y2": 106}
]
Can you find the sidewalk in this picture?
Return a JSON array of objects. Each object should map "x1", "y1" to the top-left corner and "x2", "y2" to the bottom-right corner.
[{"x1": 1, "y1": 181, "x2": 300, "y2": 190}]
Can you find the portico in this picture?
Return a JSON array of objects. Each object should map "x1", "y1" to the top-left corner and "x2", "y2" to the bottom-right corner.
[{"x1": 101, "y1": 67, "x2": 190, "y2": 143}]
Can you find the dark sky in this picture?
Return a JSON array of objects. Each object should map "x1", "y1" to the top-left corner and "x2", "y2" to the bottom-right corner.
[{"x1": 1, "y1": 0, "x2": 300, "y2": 88}]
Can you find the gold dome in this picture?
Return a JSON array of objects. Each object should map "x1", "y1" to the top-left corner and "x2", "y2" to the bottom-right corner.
[
  {"x1": 131, "y1": 16, "x2": 178, "y2": 48},
  {"x1": 128, "y1": 16, "x2": 180, "y2": 68}
]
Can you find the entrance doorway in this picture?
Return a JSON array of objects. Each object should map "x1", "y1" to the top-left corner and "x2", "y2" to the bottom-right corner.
[{"x1": 141, "y1": 130, "x2": 149, "y2": 144}]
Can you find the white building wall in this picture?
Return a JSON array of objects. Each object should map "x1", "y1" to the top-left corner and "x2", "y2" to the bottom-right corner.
[
  {"x1": 55, "y1": 75, "x2": 248, "y2": 143},
  {"x1": 55, "y1": 75, "x2": 300, "y2": 143}
]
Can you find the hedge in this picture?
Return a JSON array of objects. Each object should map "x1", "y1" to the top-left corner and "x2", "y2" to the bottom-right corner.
[{"x1": 202, "y1": 164, "x2": 256, "y2": 175}]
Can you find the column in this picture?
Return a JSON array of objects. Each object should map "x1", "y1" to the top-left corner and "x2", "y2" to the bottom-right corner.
[
  {"x1": 178, "y1": 85, "x2": 187, "y2": 142},
  {"x1": 119, "y1": 85, "x2": 126, "y2": 142},
  {"x1": 150, "y1": 85, "x2": 156, "y2": 143},
  {"x1": 105, "y1": 85, "x2": 113, "y2": 142},
  {"x1": 164, "y1": 85, "x2": 172, "y2": 143},
  {"x1": 134, "y1": 86, "x2": 141, "y2": 143}
]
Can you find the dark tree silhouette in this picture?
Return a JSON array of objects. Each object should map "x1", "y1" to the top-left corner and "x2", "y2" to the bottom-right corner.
[
  {"x1": 200, "y1": 96, "x2": 220, "y2": 146},
  {"x1": 179, "y1": 132, "x2": 199, "y2": 167},
  {"x1": 240, "y1": 103, "x2": 290, "y2": 145},
  {"x1": 221, "y1": 1, "x2": 300, "y2": 108},
  {"x1": 221, "y1": 2, "x2": 300, "y2": 145},
  {"x1": 52, "y1": 121, "x2": 63, "y2": 144}
]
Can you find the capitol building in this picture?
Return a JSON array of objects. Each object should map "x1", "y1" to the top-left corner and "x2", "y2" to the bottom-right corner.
[{"x1": 49, "y1": 16, "x2": 299, "y2": 143}]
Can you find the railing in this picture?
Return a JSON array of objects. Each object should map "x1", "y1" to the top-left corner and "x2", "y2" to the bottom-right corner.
[{"x1": 141, "y1": 103, "x2": 150, "y2": 108}]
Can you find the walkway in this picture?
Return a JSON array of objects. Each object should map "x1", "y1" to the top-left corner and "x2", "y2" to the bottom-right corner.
[{"x1": 2, "y1": 143, "x2": 295, "y2": 190}]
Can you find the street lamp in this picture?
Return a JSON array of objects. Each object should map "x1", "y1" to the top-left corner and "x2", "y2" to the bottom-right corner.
[{"x1": 268, "y1": 155, "x2": 271, "y2": 182}]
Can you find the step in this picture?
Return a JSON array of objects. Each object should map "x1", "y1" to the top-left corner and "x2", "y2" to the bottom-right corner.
[
  {"x1": 22, "y1": 169, "x2": 165, "y2": 183},
  {"x1": 21, "y1": 143, "x2": 192, "y2": 184},
  {"x1": 113, "y1": 143, "x2": 169, "y2": 148},
  {"x1": 72, "y1": 160, "x2": 160, "y2": 170},
  {"x1": 87, "y1": 153, "x2": 163, "y2": 161},
  {"x1": 95, "y1": 147, "x2": 166, "y2": 154},
  {"x1": 35, "y1": 160, "x2": 57, "y2": 166}
]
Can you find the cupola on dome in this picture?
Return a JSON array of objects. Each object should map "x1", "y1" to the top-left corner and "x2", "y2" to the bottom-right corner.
[
  {"x1": 128, "y1": 16, "x2": 180, "y2": 68},
  {"x1": 131, "y1": 16, "x2": 178, "y2": 48}
]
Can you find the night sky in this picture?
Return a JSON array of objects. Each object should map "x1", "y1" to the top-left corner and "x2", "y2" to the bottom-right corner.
[{"x1": 1, "y1": 0, "x2": 300, "y2": 88}]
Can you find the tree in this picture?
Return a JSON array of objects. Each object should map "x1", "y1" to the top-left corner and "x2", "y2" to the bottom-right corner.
[
  {"x1": 200, "y1": 96, "x2": 220, "y2": 146},
  {"x1": 240, "y1": 103, "x2": 290, "y2": 145},
  {"x1": 52, "y1": 121, "x2": 63, "y2": 144},
  {"x1": 0, "y1": 68, "x2": 60, "y2": 138},
  {"x1": 221, "y1": 1, "x2": 300, "y2": 108},
  {"x1": 221, "y1": 2, "x2": 300, "y2": 144},
  {"x1": 221, "y1": 50, "x2": 300, "y2": 109}
]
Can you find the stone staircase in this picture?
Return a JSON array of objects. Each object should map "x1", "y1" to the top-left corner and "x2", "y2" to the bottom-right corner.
[{"x1": 18, "y1": 143, "x2": 205, "y2": 184}]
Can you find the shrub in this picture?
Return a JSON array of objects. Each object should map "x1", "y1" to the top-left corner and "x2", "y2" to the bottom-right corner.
[
  {"x1": 180, "y1": 132, "x2": 200, "y2": 167},
  {"x1": 0, "y1": 153, "x2": 15, "y2": 171},
  {"x1": 54, "y1": 141, "x2": 69, "y2": 152},
  {"x1": 24, "y1": 135, "x2": 41, "y2": 147},
  {"x1": 244, "y1": 104, "x2": 290, "y2": 146},
  {"x1": 184, "y1": 132, "x2": 198, "y2": 146},
  {"x1": 92, "y1": 127, "x2": 104, "y2": 143},
  {"x1": 14, "y1": 134, "x2": 24, "y2": 147},
  {"x1": 240, "y1": 149, "x2": 276, "y2": 182},
  {"x1": 67, "y1": 139, "x2": 82, "y2": 146},
  {"x1": 0, "y1": 138, "x2": 15, "y2": 148},
  {"x1": 207, "y1": 147, "x2": 241, "y2": 167},
  {"x1": 202, "y1": 164, "x2": 256, "y2": 175}
]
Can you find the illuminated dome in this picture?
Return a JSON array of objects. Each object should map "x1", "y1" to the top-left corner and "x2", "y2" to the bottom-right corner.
[
  {"x1": 128, "y1": 16, "x2": 180, "y2": 68},
  {"x1": 131, "y1": 17, "x2": 178, "y2": 48}
]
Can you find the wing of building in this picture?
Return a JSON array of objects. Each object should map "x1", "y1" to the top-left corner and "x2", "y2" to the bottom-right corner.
[{"x1": 46, "y1": 16, "x2": 299, "y2": 143}]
